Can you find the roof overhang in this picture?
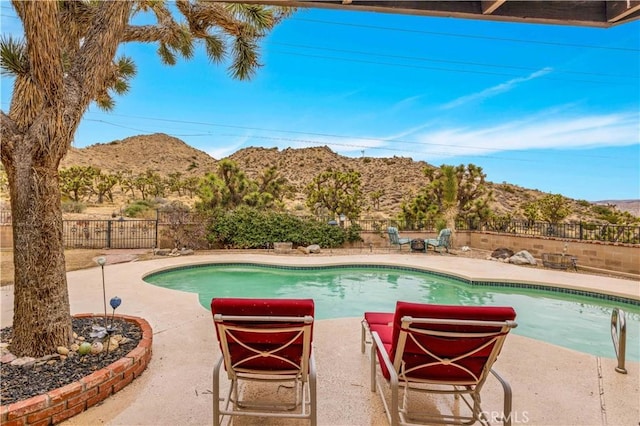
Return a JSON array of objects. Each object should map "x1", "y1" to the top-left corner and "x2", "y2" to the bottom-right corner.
[{"x1": 222, "y1": 1, "x2": 640, "y2": 28}]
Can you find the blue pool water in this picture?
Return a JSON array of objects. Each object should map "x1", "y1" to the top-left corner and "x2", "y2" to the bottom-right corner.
[{"x1": 144, "y1": 263, "x2": 640, "y2": 361}]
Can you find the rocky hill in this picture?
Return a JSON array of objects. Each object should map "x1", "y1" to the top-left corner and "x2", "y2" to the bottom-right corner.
[
  {"x1": 62, "y1": 133, "x2": 218, "y2": 176},
  {"x1": 59, "y1": 133, "x2": 638, "y2": 220}
]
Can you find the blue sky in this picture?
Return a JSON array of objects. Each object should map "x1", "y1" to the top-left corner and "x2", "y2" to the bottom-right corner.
[{"x1": 1, "y1": 3, "x2": 639, "y2": 202}]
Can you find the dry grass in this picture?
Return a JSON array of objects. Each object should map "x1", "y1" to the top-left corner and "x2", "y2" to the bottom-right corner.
[{"x1": 0, "y1": 249, "x2": 105, "y2": 286}]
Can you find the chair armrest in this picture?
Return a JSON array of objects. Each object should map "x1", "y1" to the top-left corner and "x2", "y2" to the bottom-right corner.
[
  {"x1": 371, "y1": 331, "x2": 400, "y2": 426},
  {"x1": 371, "y1": 331, "x2": 397, "y2": 384}
]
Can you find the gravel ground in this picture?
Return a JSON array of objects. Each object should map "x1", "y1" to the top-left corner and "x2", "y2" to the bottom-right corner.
[{"x1": 0, "y1": 317, "x2": 141, "y2": 405}]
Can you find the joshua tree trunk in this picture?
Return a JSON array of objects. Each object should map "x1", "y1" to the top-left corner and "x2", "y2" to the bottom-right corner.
[
  {"x1": 7, "y1": 137, "x2": 71, "y2": 357},
  {"x1": 0, "y1": 1, "x2": 131, "y2": 357}
]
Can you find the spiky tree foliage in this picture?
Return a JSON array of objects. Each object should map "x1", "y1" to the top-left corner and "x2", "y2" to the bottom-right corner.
[
  {"x1": 197, "y1": 159, "x2": 251, "y2": 211},
  {"x1": 0, "y1": 0, "x2": 292, "y2": 357},
  {"x1": 537, "y1": 194, "x2": 571, "y2": 223},
  {"x1": 305, "y1": 169, "x2": 363, "y2": 220},
  {"x1": 404, "y1": 164, "x2": 492, "y2": 230},
  {"x1": 91, "y1": 171, "x2": 120, "y2": 204},
  {"x1": 369, "y1": 189, "x2": 384, "y2": 211},
  {"x1": 59, "y1": 165, "x2": 99, "y2": 202}
]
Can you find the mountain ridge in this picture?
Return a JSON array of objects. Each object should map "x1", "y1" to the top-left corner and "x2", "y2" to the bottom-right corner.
[{"x1": 60, "y1": 133, "x2": 640, "y2": 218}]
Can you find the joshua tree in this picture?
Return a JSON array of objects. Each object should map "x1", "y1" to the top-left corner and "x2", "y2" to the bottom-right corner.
[{"x1": 0, "y1": 1, "x2": 291, "y2": 357}]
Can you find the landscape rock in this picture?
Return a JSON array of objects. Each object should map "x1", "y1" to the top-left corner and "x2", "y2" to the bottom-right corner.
[
  {"x1": 90, "y1": 341, "x2": 104, "y2": 354},
  {"x1": 1, "y1": 353, "x2": 17, "y2": 364},
  {"x1": 106, "y1": 337, "x2": 119, "y2": 351},
  {"x1": 180, "y1": 248, "x2": 194, "y2": 255},
  {"x1": 491, "y1": 248, "x2": 514, "y2": 259},
  {"x1": 510, "y1": 250, "x2": 537, "y2": 265},
  {"x1": 154, "y1": 248, "x2": 172, "y2": 256},
  {"x1": 308, "y1": 244, "x2": 321, "y2": 254},
  {"x1": 297, "y1": 246, "x2": 310, "y2": 255},
  {"x1": 11, "y1": 356, "x2": 36, "y2": 367},
  {"x1": 57, "y1": 346, "x2": 70, "y2": 356}
]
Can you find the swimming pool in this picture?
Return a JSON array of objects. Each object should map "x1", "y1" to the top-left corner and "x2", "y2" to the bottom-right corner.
[{"x1": 144, "y1": 263, "x2": 640, "y2": 361}]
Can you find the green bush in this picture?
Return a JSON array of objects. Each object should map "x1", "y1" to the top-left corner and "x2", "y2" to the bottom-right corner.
[
  {"x1": 208, "y1": 206, "x2": 357, "y2": 248},
  {"x1": 124, "y1": 199, "x2": 156, "y2": 218}
]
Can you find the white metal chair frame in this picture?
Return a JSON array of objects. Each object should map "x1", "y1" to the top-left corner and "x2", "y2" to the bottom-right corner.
[
  {"x1": 369, "y1": 316, "x2": 517, "y2": 426},
  {"x1": 213, "y1": 314, "x2": 317, "y2": 426}
]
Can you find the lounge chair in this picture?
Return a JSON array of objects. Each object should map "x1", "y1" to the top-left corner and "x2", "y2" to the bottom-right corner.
[
  {"x1": 388, "y1": 226, "x2": 412, "y2": 251},
  {"x1": 211, "y1": 298, "x2": 317, "y2": 426},
  {"x1": 362, "y1": 301, "x2": 517, "y2": 426},
  {"x1": 425, "y1": 228, "x2": 452, "y2": 253}
]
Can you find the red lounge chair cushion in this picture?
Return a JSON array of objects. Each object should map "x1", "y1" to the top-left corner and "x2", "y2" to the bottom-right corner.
[
  {"x1": 364, "y1": 312, "x2": 394, "y2": 326},
  {"x1": 379, "y1": 302, "x2": 516, "y2": 383},
  {"x1": 211, "y1": 298, "x2": 314, "y2": 372}
]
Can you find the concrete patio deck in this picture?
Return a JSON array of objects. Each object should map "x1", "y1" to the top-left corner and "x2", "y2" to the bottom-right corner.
[{"x1": 1, "y1": 252, "x2": 638, "y2": 425}]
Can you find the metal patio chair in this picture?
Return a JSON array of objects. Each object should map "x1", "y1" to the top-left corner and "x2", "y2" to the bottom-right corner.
[
  {"x1": 211, "y1": 298, "x2": 317, "y2": 426},
  {"x1": 426, "y1": 228, "x2": 452, "y2": 253},
  {"x1": 362, "y1": 301, "x2": 517, "y2": 426},
  {"x1": 388, "y1": 226, "x2": 412, "y2": 251}
]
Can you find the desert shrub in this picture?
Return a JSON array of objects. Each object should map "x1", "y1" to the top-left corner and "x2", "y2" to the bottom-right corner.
[
  {"x1": 344, "y1": 223, "x2": 364, "y2": 243},
  {"x1": 61, "y1": 200, "x2": 85, "y2": 213},
  {"x1": 124, "y1": 199, "x2": 156, "y2": 218},
  {"x1": 501, "y1": 184, "x2": 515, "y2": 193},
  {"x1": 208, "y1": 206, "x2": 354, "y2": 248},
  {"x1": 159, "y1": 201, "x2": 211, "y2": 249}
]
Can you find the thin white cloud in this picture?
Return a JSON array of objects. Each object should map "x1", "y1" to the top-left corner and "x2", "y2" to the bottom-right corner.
[
  {"x1": 387, "y1": 95, "x2": 423, "y2": 115},
  {"x1": 208, "y1": 109, "x2": 638, "y2": 163},
  {"x1": 407, "y1": 111, "x2": 639, "y2": 160},
  {"x1": 207, "y1": 135, "x2": 250, "y2": 159},
  {"x1": 440, "y1": 67, "x2": 553, "y2": 110}
]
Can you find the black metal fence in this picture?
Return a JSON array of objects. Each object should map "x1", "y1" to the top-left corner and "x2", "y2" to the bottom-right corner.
[
  {"x1": 1, "y1": 210, "x2": 639, "y2": 247},
  {"x1": 62, "y1": 219, "x2": 157, "y2": 249},
  {"x1": 350, "y1": 218, "x2": 640, "y2": 245},
  {"x1": 458, "y1": 219, "x2": 640, "y2": 245}
]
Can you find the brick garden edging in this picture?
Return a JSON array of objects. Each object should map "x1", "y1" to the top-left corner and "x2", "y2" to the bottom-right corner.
[{"x1": 0, "y1": 314, "x2": 152, "y2": 426}]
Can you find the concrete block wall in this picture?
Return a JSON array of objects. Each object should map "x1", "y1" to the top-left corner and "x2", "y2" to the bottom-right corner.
[{"x1": 454, "y1": 231, "x2": 640, "y2": 276}]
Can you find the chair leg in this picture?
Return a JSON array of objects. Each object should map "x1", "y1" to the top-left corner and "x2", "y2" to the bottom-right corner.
[
  {"x1": 491, "y1": 369, "x2": 513, "y2": 426},
  {"x1": 370, "y1": 340, "x2": 377, "y2": 392},
  {"x1": 310, "y1": 353, "x2": 317, "y2": 426},
  {"x1": 213, "y1": 357, "x2": 223, "y2": 426}
]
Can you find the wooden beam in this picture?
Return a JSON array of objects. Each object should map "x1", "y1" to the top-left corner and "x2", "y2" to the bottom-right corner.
[
  {"x1": 481, "y1": 0, "x2": 507, "y2": 15},
  {"x1": 220, "y1": 1, "x2": 640, "y2": 27},
  {"x1": 607, "y1": 0, "x2": 640, "y2": 22}
]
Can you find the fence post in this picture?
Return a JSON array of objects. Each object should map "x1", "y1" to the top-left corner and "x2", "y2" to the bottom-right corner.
[
  {"x1": 107, "y1": 220, "x2": 112, "y2": 248},
  {"x1": 579, "y1": 222, "x2": 583, "y2": 240},
  {"x1": 155, "y1": 209, "x2": 159, "y2": 249}
]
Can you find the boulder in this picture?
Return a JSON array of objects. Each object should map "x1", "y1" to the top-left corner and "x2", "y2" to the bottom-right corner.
[
  {"x1": 510, "y1": 250, "x2": 537, "y2": 265},
  {"x1": 297, "y1": 246, "x2": 309, "y2": 254},
  {"x1": 491, "y1": 248, "x2": 514, "y2": 259},
  {"x1": 308, "y1": 244, "x2": 321, "y2": 254}
]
